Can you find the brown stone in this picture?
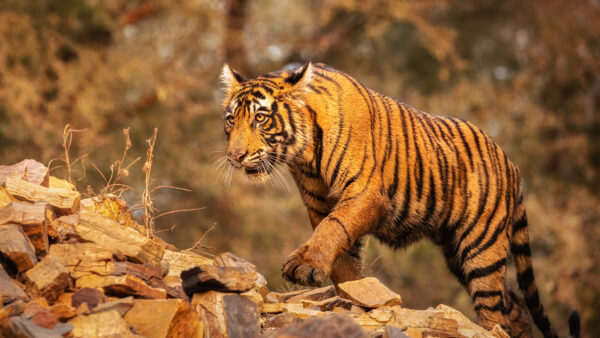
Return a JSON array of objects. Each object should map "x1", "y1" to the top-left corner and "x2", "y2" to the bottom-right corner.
[
  {"x1": 51, "y1": 213, "x2": 80, "y2": 241},
  {"x1": 270, "y1": 289, "x2": 311, "y2": 303},
  {"x1": 30, "y1": 307, "x2": 59, "y2": 329},
  {"x1": 76, "y1": 274, "x2": 167, "y2": 299},
  {"x1": 264, "y1": 312, "x2": 299, "y2": 329},
  {"x1": 0, "y1": 187, "x2": 17, "y2": 209},
  {"x1": 181, "y1": 263, "x2": 257, "y2": 297},
  {"x1": 0, "y1": 275, "x2": 25, "y2": 308},
  {"x1": 123, "y1": 299, "x2": 199, "y2": 338},
  {"x1": 285, "y1": 285, "x2": 337, "y2": 303},
  {"x1": 48, "y1": 176, "x2": 76, "y2": 190},
  {"x1": 50, "y1": 303, "x2": 77, "y2": 321},
  {"x1": 265, "y1": 313, "x2": 369, "y2": 338},
  {"x1": 242, "y1": 288, "x2": 265, "y2": 313},
  {"x1": 192, "y1": 291, "x2": 259, "y2": 338},
  {"x1": 68, "y1": 310, "x2": 137, "y2": 337},
  {"x1": 24, "y1": 255, "x2": 69, "y2": 304},
  {"x1": 0, "y1": 159, "x2": 49, "y2": 187},
  {"x1": 1, "y1": 316, "x2": 73, "y2": 337},
  {"x1": 48, "y1": 242, "x2": 115, "y2": 279},
  {"x1": 91, "y1": 296, "x2": 134, "y2": 316},
  {"x1": 0, "y1": 223, "x2": 37, "y2": 271},
  {"x1": 0, "y1": 202, "x2": 53, "y2": 255},
  {"x1": 75, "y1": 209, "x2": 165, "y2": 267},
  {"x1": 22, "y1": 297, "x2": 49, "y2": 317},
  {"x1": 301, "y1": 296, "x2": 353, "y2": 312},
  {"x1": 215, "y1": 251, "x2": 267, "y2": 286},
  {"x1": 161, "y1": 249, "x2": 212, "y2": 285},
  {"x1": 337, "y1": 277, "x2": 402, "y2": 308},
  {"x1": 5, "y1": 176, "x2": 80, "y2": 214},
  {"x1": 384, "y1": 325, "x2": 410, "y2": 338},
  {"x1": 0, "y1": 300, "x2": 24, "y2": 322},
  {"x1": 71, "y1": 287, "x2": 106, "y2": 310}
]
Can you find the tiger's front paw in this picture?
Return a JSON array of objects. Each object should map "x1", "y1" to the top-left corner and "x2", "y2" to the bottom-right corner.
[{"x1": 281, "y1": 245, "x2": 329, "y2": 287}]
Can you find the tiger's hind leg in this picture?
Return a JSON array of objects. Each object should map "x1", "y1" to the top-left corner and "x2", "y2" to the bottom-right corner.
[{"x1": 461, "y1": 236, "x2": 532, "y2": 337}]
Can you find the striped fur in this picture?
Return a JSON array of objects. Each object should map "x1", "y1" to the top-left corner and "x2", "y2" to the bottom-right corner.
[{"x1": 220, "y1": 62, "x2": 577, "y2": 337}]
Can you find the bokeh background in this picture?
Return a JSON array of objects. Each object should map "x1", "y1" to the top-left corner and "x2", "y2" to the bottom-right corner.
[{"x1": 0, "y1": 0, "x2": 598, "y2": 335}]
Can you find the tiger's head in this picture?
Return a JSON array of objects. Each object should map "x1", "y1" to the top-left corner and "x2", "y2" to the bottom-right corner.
[{"x1": 219, "y1": 62, "x2": 313, "y2": 182}]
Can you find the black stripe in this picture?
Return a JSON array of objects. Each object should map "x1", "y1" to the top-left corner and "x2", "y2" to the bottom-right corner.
[
  {"x1": 511, "y1": 242, "x2": 532, "y2": 256},
  {"x1": 306, "y1": 105, "x2": 323, "y2": 176},
  {"x1": 517, "y1": 267, "x2": 534, "y2": 290},
  {"x1": 329, "y1": 217, "x2": 352, "y2": 248},
  {"x1": 472, "y1": 290, "x2": 503, "y2": 299},
  {"x1": 474, "y1": 301, "x2": 505, "y2": 313},
  {"x1": 330, "y1": 127, "x2": 352, "y2": 185},
  {"x1": 466, "y1": 258, "x2": 506, "y2": 280},
  {"x1": 512, "y1": 214, "x2": 528, "y2": 235}
]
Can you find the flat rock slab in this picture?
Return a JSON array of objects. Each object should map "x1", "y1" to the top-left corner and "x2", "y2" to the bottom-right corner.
[
  {"x1": 1, "y1": 316, "x2": 72, "y2": 338},
  {"x1": 301, "y1": 296, "x2": 353, "y2": 312},
  {"x1": 72, "y1": 288, "x2": 106, "y2": 310},
  {"x1": 337, "y1": 277, "x2": 402, "y2": 308},
  {"x1": 0, "y1": 266, "x2": 29, "y2": 304},
  {"x1": 68, "y1": 310, "x2": 138, "y2": 338},
  {"x1": 24, "y1": 256, "x2": 69, "y2": 304},
  {"x1": 76, "y1": 209, "x2": 165, "y2": 268},
  {"x1": 0, "y1": 224, "x2": 37, "y2": 271},
  {"x1": 0, "y1": 202, "x2": 53, "y2": 255},
  {"x1": 161, "y1": 249, "x2": 212, "y2": 285},
  {"x1": 0, "y1": 159, "x2": 49, "y2": 187},
  {"x1": 123, "y1": 299, "x2": 199, "y2": 338},
  {"x1": 192, "y1": 291, "x2": 259, "y2": 338},
  {"x1": 5, "y1": 177, "x2": 80, "y2": 215},
  {"x1": 76, "y1": 274, "x2": 167, "y2": 299},
  {"x1": 265, "y1": 313, "x2": 369, "y2": 338},
  {"x1": 285, "y1": 285, "x2": 337, "y2": 303},
  {"x1": 91, "y1": 296, "x2": 134, "y2": 316},
  {"x1": 48, "y1": 242, "x2": 116, "y2": 279},
  {"x1": 181, "y1": 263, "x2": 257, "y2": 297}
]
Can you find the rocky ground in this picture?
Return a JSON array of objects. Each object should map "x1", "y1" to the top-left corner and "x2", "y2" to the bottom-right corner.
[{"x1": 0, "y1": 159, "x2": 509, "y2": 337}]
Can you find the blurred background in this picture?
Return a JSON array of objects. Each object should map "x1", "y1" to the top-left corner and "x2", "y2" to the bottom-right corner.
[{"x1": 0, "y1": 0, "x2": 598, "y2": 335}]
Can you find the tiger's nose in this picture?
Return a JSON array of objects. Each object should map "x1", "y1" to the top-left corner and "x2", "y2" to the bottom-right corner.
[{"x1": 228, "y1": 151, "x2": 247, "y2": 163}]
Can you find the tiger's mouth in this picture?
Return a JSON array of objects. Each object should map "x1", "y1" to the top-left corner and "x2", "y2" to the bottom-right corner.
[
  {"x1": 242, "y1": 162, "x2": 272, "y2": 182},
  {"x1": 244, "y1": 167, "x2": 265, "y2": 175}
]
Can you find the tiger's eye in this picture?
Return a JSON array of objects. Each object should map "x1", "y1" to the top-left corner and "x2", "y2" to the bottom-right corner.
[
  {"x1": 226, "y1": 115, "x2": 234, "y2": 124},
  {"x1": 255, "y1": 113, "x2": 266, "y2": 123}
]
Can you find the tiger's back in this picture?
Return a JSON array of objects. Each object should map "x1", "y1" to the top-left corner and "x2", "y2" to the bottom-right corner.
[{"x1": 220, "y1": 62, "x2": 578, "y2": 338}]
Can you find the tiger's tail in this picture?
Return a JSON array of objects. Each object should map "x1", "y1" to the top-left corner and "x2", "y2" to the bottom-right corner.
[{"x1": 510, "y1": 199, "x2": 580, "y2": 338}]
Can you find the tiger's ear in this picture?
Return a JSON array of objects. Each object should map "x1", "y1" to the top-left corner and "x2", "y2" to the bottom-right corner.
[
  {"x1": 220, "y1": 64, "x2": 247, "y2": 94},
  {"x1": 283, "y1": 61, "x2": 313, "y2": 92}
]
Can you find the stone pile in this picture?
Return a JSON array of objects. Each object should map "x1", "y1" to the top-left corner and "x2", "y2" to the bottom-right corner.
[{"x1": 0, "y1": 159, "x2": 509, "y2": 338}]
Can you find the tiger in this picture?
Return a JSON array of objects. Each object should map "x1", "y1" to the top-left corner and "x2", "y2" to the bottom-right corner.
[{"x1": 218, "y1": 61, "x2": 580, "y2": 338}]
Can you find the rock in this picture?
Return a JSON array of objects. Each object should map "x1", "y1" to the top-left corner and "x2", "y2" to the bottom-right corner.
[
  {"x1": 50, "y1": 213, "x2": 80, "y2": 242},
  {"x1": 337, "y1": 277, "x2": 402, "y2": 308},
  {"x1": 123, "y1": 299, "x2": 199, "y2": 338},
  {"x1": 301, "y1": 296, "x2": 353, "y2": 312},
  {"x1": 30, "y1": 307, "x2": 59, "y2": 329},
  {"x1": 48, "y1": 242, "x2": 116, "y2": 279},
  {"x1": 75, "y1": 274, "x2": 167, "y2": 299},
  {"x1": 0, "y1": 187, "x2": 17, "y2": 209},
  {"x1": 0, "y1": 159, "x2": 49, "y2": 187},
  {"x1": 0, "y1": 300, "x2": 25, "y2": 321},
  {"x1": 68, "y1": 310, "x2": 137, "y2": 337},
  {"x1": 71, "y1": 288, "x2": 106, "y2": 310},
  {"x1": 435, "y1": 304, "x2": 507, "y2": 338},
  {"x1": 262, "y1": 302, "x2": 325, "y2": 319},
  {"x1": 181, "y1": 263, "x2": 257, "y2": 297},
  {"x1": 49, "y1": 303, "x2": 77, "y2": 321},
  {"x1": 0, "y1": 223, "x2": 37, "y2": 271},
  {"x1": 215, "y1": 252, "x2": 267, "y2": 287},
  {"x1": 0, "y1": 201, "x2": 53, "y2": 255},
  {"x1": 5, "y1": 176, "x2": 80, "y2": 214},
  {"x1": 0, "y1": 265, "x2": 29, "y2": 305},
  {"x1": 91, "y1": 296, "x2": 134, "y2": 316},
  {"x1": 161, "y1": 249, "x2": 212, "y2": 285},
  {"x1": 48, "y1": 176, "x2": 76, "y2": 190},
  {"x1": 75, "y1": 209, "x2": 165, "y2": 267},
  {"x1": 383, "y1": 325, "x2": 410, "y2": 338},
  {"x1": 264, "y1": 312, "x2": 299, "y2": 329},
  {"x1": 23, "y1": 297, "x2": 50, "y2": 317},
  {"x1": 0, "y1": 316, "x2": 73, "y2": 338},
  {"x1": 269, "y1": 289, "x2": 311, "y2": 303},
  {"x1": 265, "y1": 313, "x2": 369, "y2": 338},
  {"x1": 192, "y1": 291, "x2": 259, "y2": 338},
  {"x1": 242, "y1": 288, "x2": 265, "y2": 313},
  {"x1": 24, "y1": 256, "x2": 69, "y2": 304},
  {"x1": 285, "y1": 285, "x2": 337, "y2": 303}
]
